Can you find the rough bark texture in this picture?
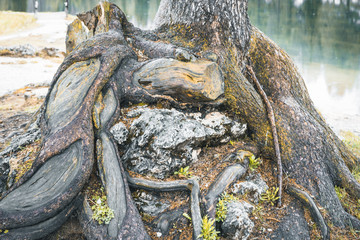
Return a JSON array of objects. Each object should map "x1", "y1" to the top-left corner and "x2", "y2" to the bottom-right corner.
[
  {"x1": 153, "y1": 0, "x2": 360, "y2": 237},
  {"x1": 0, "y1": 0, "x2": 359, "y2": 239}
]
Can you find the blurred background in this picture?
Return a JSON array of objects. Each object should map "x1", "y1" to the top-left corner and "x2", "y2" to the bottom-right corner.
[{"x1": 0, "y1": 0, "x2": 359, "y2": 132}]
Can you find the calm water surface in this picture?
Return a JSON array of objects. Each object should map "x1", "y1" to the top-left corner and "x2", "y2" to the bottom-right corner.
[{"x1": 1, "y1": 0, "x2": 360, "y2": 116}]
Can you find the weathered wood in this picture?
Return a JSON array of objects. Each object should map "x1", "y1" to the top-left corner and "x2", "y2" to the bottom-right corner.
[
  {"x1": 126, "y1": 174, "x2": 202, "y2": 239},
  {"x1": 154, "y1": 0, "x2": 360, "y2": 233},
  {"x1": 204, "y1": 163, "x2": 248, "y2": 220},
  {"x1": 133, "y1": 58, "x2": 224, "y2": 102},
  {"x1": 1, "y1": 194, "x2": 83, "y2": 240},
  {"x1": 2, "y1": 1, "x2": 360, "y2": 239}
]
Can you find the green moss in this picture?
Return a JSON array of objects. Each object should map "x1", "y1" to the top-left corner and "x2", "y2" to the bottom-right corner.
[
  {"x1": 335, "y1": 186, "x2": 360, "y2": 220},
  {"x1": 89, "y1": 187, "x2": 114, "y2": 225},
  {"x1": 341, "y1": 131, "x2": 360, "y2": 158}
]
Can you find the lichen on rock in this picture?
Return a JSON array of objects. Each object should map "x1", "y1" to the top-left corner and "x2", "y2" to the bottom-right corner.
[
  {"x1": 120, "y1": 106, "x2": 246, "y2": 179},
  {"x1": 221, "y1": 201, "x2": 255, "y2": 240}
]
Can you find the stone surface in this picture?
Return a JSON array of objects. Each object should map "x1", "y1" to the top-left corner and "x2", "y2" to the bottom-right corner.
[
  {"x1": 221, "y1": 201, "x2": 254, "y2": 240},
  {"x1": 133, "y1": 190, "x2": 171, "y2": 216},
  {"x1": 0, "y1": 120, "x2": 41, "y2": 157},
  {"x1": 0, "y1": 45, "x2": 36, "y2": 57},
  {"x1": 110, "y1": 122, "x2": 129, "y2": 145},
  {"x1": 231, "y1": 172, "x2": 268, "y2": 204},
  {"x1": 0, "y1": 157, "x2": 10, "y2": 194},
  {"x1": 121, "y1": 107, "x2": 246, "y2": 179}
]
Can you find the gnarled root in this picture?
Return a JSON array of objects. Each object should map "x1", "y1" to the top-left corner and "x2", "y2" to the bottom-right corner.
[
  {"x1": 126, "y1": 173, "x2": 202, "y2": 239},
  {"x1": 287, "y1": 185, "x2": 330, "y2": 239},
  {"x1": 203, "y1": 163, "x2": 248, "y2": 220}
]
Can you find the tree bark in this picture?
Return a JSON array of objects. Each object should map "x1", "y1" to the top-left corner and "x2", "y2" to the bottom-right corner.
[
  {"x1": 1, "y1": 1, "x2": 359, "y2": 239},
  {"x1": 154, "y1": 0, "x2": 360, "y2": 236}
]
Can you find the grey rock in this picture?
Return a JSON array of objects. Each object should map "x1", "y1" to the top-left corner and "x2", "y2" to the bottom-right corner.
[
  {"x1": 110, "y1": 122, "x2": 129, "y2": 145},
  {"x1": 231, "y1": 121, "x2": 247, "y2": 138},
  {"x1": 232, "y1": 173, "x2": 268, "y2": 204},
  {"x1": 0, "y1": 157, "x2": 10, "y2": 194},
  {"x1": 221, "y1": 201, "x2": 254, "y2": 240},
  {"x1": 0, "y1": 120, "x2": 41, "y2": 157},
  {"x1": 133, "y1": 191, "x2": 170, "y2": 216},
  {"x1": 121, "y1": 107, "x2": 246, "y2": 179},
  {"x1": 0, "y1": 44, "x2": 37, "y2": 56}
]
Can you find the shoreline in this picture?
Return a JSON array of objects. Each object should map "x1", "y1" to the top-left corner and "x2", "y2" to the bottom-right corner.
[{"x1": 0, "y1": 11, "x2": 358, "y2": 139}]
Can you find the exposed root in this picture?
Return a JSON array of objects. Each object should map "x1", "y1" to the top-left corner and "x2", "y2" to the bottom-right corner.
[
  {"x1": 126, "y1": 173, "x2": 202, "y2": 239},
  {"x1": 287, "y1": 185, "x2": 330, "y2": 239},
  {"x1": 203, "y1": 163, "x2": 248, "y2": 220},
  {"x1": 246, "y1": 65, "x2": 283, "y2": 207}
]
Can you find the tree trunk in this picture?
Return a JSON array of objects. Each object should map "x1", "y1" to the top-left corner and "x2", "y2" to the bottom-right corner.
[
  {"x1": 0, "y1": 1, "x2": 359, "y2": 239},
  {"x1": 153, "y1": 0, "x2": 360, "y2": 237}
]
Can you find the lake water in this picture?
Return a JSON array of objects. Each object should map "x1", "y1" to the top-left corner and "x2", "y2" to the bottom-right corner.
[{"x1": 1, "y1": 0, "x2": 359, "y2": 118}]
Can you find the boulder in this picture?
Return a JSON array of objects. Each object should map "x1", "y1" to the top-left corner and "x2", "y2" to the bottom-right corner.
[
  {"x1": 232, "y1": 172, "x2": 268, "y2": 204},
  {"x1": 221, "y1": 201, "x2": 254, "y2": 240},
  {"x1": 121, "y1": 107, "x2": 246, "y2": 179}
]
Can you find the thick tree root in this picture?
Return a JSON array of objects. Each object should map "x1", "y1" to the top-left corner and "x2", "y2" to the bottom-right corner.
[
  {"x1": 203, "y1": 163, "x2": 248, "y2": 220},
  {"x1": 0, "y1": 194, "x2": 83, "y2": 240},
  {"x1": 0, "y1": 140, "x2": 93, "y2": 230},
  {"x1": 246, "y1": 65, "x2": 283, "y2": 207},
  {"x1": 126, "y1": 173, "x2": 202, "y2": 239},
  {"x1": 287, "y1": 185, "x2": 330, "y2": 239}
]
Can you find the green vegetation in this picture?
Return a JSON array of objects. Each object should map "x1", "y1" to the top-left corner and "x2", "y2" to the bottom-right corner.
[
  {"x1": 341, "y1": 131, "x2": 360, "y2": 158},
  {"x1": 89, "y1": 187, "x2": 114, "y2": 225},
  {"x1": 174, "y1": 166, "x2": 193, "y2": 179},
  {"x1": 335, "y1": 186, "x2": 360, "y2": 219},
  {"x1": 0, "y1": 12, "x2": 36, "y2": 35},
  {"x1": 252, "y1": 205, "x2": 264, "y2": 222},
  {"x1": 215, "y1": 193, "x2": 238, "y2": 222},
  {"x1": 260, "y1": 187, "x2": 280, "y2": 206},
  {"x1": 352, "y1": 167, "x2": 360, "y2": 183},
  {"x1": 198, "y1": 216, "x2": 219, "y2": 240},
  {"x1": 249, "y1": 155, "x2": 261, "y2": 171}
]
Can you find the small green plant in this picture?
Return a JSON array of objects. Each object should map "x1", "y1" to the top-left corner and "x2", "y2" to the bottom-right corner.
[
  {"x1": 341, "y1": 131, "x2": 360, "y2": 158},
  {"x1": 351, "y1": 167, "x2": 360, "y2": 183},
  {"x1": 215, "y1": 199, "x2": 227, "y2": 222},
  {"x1": 215, "y1": 193, "x2": 238, "y2": 222},
  {"x1": 335, "y1": 186, "x2": 347, "y2": 201},
  {"x1": 249, "y1": 155, "x2": 261, "y2": 171},
  {"x1": 260, "y1": 187, "x2": 280, "y2": 206},
  {"x1": 174, "y1": 166, "x2": 193, "y2": 178},
  {"x1": 198, "y1": 216, "x2": 219, "y2": 240},
  {"x1": 335, "y1": 186, "x2": 360, "y2": 219},
  {"x1": 90, "y1": 190, "x2": 115, "y2": 225}
]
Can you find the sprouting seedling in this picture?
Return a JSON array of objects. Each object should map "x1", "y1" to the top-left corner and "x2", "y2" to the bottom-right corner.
[
  {"x1": 174, "y1": 166, "x2": 193, "y2": 178},
  {"x1": 249, "y1": 155, "x2": 261, "y2": 171},
  {"x1": 260, "y1": 187, "x2": 279, "y2": 206}
]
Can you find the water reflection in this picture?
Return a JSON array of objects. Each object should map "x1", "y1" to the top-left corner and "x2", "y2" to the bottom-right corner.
[
  {"x1": 0, "y1": 0, "x2": 161, "y2": 29},
  {"x1": 0, "y1": 0, "x2": 359, "y2": 116},
  {"x1": 248, "y1": 0, "x2": 360, "y2": 115}
]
